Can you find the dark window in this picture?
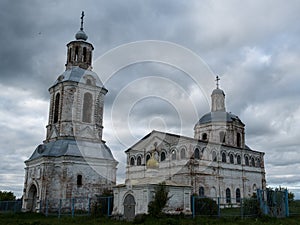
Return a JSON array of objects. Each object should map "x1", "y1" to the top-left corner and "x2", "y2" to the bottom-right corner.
[
  {"x1": 237, "y1": 155, "x2": 241, "y2": 164},
  {"x1": 256, "y1": 158, "x2": 261, "y2": 167},
  {"x1": 226, "y1": 188, "x2": 231, "y2": 203},
  {"x1": 130, "y1": 157, "x2": 135, "y2": 166},
  {"x1": 68, "y1": 48, "x2": 72, "y2": 62},
  {"x1": 202, "y1": 133, "x2": 207, "y2": 141},
  {"x1": 75, "y1": 46, "x2": 79, "y2": 61},
  {"x1": 53, "y1": 93, "x2": 60, "y2": 123},
  {"x1": 161, "y1": 152, "x2": 166, "y2": 162},
  {"x1": 245, "y1": 156, "x2": 249, "y2": 166},
  {"x1": 236, "y1": 188, "x2": 241, "y2": 203},
  {"x1": 230, "y1": 154, "x2": 234, "y2": 164},
  {"x1": 83, "y1": 47, "x2": 87, "y2": 62},
  {"x1": 180, "y1": 148, "x2": 186, "y2": 159},
  {"x1": 77, "y1": 175, "x2": 82, "y2": 186},
  {"x1": 212, "y1": 151, "x2": 217, "y2": 162},
  {"x1": 86, "y1": 79, "x2": 92, "y2": 85},
  {"x1": 222, "y1": 152, "x2": 226, "y2": 163},
  {"x1": 194, "y1": 148, "x2": 200, "y2": 159},
  {"x1": 146, "y1": 154, "x2": 151, "y2": 163},
  {"x1": 172, "y1": 150, "x2": 176, "y2": 160},
  {"x1": 199, "y1": 187, "x2": 205, "y2": 197},
  {"x1": 137, "y1": 156, "x2": 141, "y2": 166},
  {"x1": 82, "y1": 92, "x2": 93, "y2": 123},
  {"x1": 237, "y1": 133, "x2": 241, "y2": 147},
  {"x1": 220, "y1": 131, "x2": 226, "y2": 143},
  {"x1": 251, "y1": 157, "x2": 255, "y2": 167}
]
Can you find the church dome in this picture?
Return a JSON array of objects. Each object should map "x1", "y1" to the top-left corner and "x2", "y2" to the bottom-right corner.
[
  {"x1": 146, "y1": 154, "x2": 159, "y2": 169},
  {"x1": 75, "y1": 29, "x2": 88, "y2": 41},
  {"x1": 196, "y1": 111, "x2": 244, "y2": 125}
]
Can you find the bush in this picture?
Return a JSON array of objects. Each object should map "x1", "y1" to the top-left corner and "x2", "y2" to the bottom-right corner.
[
  {"x1": 148, "y1": 182, "x2": 170, "y2": 217},
  {"x1": 194, "y1": 197, "x2": 218, "y2": 216},
  {"x1": 243, "y1": 197, "x2": 260, "y2": 217}
]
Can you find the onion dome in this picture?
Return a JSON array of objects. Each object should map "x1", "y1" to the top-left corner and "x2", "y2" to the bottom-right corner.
[{"x1": 146, "y1": 153, "x2": 159, "y2": 169}]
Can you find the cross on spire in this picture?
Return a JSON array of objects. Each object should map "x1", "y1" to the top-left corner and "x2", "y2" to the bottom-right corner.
[
  {"x1": 215, "y1": 75, "x2": 220, "y2": 89},
  {"x1": 80, "y1": 11, "x2": 85, "y2": 31}
]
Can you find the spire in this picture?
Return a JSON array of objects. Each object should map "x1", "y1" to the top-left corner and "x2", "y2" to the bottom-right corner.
[{"x1": 75, "y1": 11, "x2": 88, "y2": 41}]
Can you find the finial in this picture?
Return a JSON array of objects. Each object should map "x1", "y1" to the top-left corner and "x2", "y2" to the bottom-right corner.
[
  {"x1": 80, "y1": 11, "x2": 85, "y2": 31},
  {"x1": 215, "y1": 75, "x2": 220, "y2": 89}
]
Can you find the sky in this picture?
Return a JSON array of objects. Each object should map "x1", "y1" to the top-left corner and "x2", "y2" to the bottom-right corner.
[{"x1": 0, "y1": 0, "x2": 299, "y2": 199}]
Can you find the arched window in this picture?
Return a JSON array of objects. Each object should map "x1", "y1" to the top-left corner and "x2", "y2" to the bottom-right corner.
[
  {"x1": 77, "y1": 175, "x2": 82, "y2": 186},
  {"x1": 75, "y1": 46, "x2": 79, "y2": 61},
  {"x1": 171, "y1": 150, "x2": 176, "y2": 160},
  {"x1": 251, "y1": 157, "x2": 255, "y2": 167},
  {"x1": 146, "y1": 154, "x2": 151, "y2": 163},
  {"x1": 199, "y1": 187, "x2": 205, "y2": 197},
  {"x1": 180, "y1": 148, "x2": 186, "y2": 159},
  {"x1": 236, "y1": 188, "x2": 241, "y2": 203},
  {"x1": 256, "y1": 158, "x2": 261, "y2": 167},
  {"x1": 222, "y1": 152, "x2": 226, "y2": 163},
  {"x1": 230, "y1": 154, "x2": 234, "y2": 164},
  {"x1": 137, "y1": 156, "x2": 142, "y2": 166},
  {"x1": 53, "y1": 93, "x2": 60, "y2": 123},
  {"x1": 212, "y1": 151, "x2": 217, "y2": 162},
  {"x1": 82, "y1": 47, "x2": 87, "y2": 62},
  {"x1": 237, "y1": 133, "x2": 241, "y2": 147},
  {"x1": 202, "y1": 133, "x2": 208, "y2": 141},
  {"x1": 194, "y1": 148, "x2": 200, "y2": 159},
  {"x1": 226, "y1": 188, "x2": 231, "y2": 203},
  {"x1": 130, "y1": 157, "x2": 135, "y2": 166},
  {"x1": 245, "y1": 156, "x2": 249, "y2": 166},
  {"x1": 82, "y1": 92, "x2": 93, "y2": 123},
  {"x1": 68, "y1": 48, "x2": 72, "y2": 62},
  {"x1": 237, "y1": 155, "x2": 241, "y2": 164},
  {"x1": 160, "y1": 152, "x2": 166, "y2": 162},
  {"x1": 219, "y1": 131, "x2": 226, "y2": 143}
]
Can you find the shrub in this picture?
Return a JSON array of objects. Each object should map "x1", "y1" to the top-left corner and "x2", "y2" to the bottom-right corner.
[
  {"x1": 194, "y1": 197, "x2": 218, "y2": 216},
  {"x1": 148, "y1": 182, "x2": 170, "y2": 217}
]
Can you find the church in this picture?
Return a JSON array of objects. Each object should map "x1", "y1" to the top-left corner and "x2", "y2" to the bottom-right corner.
[
  {"x1": 21, "y1": 13, "x2": 266, "y2": 219},
  {"x1": 112, "y1": 79, "x2": 266, "y2": 219},
  {"x1": 22, "y1": 13, "x2": 118, "y2": 212}
]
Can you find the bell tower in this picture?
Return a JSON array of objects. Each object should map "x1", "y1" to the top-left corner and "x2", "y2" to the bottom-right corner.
[{"x1": 22, "y1": 12, "x2": 118, "y2": 213}]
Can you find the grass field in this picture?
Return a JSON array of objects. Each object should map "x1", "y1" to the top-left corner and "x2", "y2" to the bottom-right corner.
[
  {"x1": 1, "y1": 213, "x2": 300, "y2": 225},
  {"x1": 0, "y1": 200, "x2": 299, "y2": 225}
]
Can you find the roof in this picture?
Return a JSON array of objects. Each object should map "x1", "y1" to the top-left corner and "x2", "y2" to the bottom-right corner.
[
  {"x1": 27, "y1": 139, "x2": 116, "y2": 162},
  {"x1": 52, "y1": 66, "x2": 104, "y2": 88},
  {"x1": 196, "y1": 111, "x2": 245, "y2": 126},
  {"x1": 125, "y1": 130, "x2": 262, "y2": 153}
]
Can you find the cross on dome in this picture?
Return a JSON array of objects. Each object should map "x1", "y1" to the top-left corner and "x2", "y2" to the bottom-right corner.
[{"x1": 215, "y1": 75, "x2": 220, "y2": 89}]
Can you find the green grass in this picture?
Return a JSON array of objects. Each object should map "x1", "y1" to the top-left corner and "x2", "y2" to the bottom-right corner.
[{"x1": 1, "y1": 213, "x2": 300, "y2": 225}]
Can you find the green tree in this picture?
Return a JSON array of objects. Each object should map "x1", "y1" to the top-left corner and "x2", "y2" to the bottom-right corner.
[
  {"x1": 148, "y1": 182, "x2": 170, "y2": 217},
  {"x1": 0, "y1": 191, "x2": 16, "y2": 201}
]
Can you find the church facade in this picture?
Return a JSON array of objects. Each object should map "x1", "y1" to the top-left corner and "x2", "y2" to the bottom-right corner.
[
  {"x1": 22, "y1": 14, "x2": 118, "y2": 212},
  {"x1": 113, "y1": 81, "x2": 266, "y2": 219}
]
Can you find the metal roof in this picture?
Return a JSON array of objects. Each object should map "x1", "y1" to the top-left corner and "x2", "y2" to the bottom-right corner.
[
  {"x1": 28, "y1": 139, "x2": 116, "y2": 162},
  {"x1": 53, "y1": 66, "x2": 104, "y2": 87},
  {"x1": 197, "y1": 111, "x2": 244, "y2": 125}
]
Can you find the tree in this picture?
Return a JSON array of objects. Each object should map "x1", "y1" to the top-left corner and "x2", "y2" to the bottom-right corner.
[
  {"x1": 0, "y1": 191, "x2": 16, "y2": 201},
  {"x1": 148, "y1": 182, "x2": 170, "y2": 217}
]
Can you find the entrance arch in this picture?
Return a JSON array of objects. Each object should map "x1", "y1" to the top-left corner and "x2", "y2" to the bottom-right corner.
[
  {"x1": 123, "y1": 194, "x2": 135, "y2": 221},
  {"x1": 27, "y1": 184, "x2": 38, "y2": 212}
]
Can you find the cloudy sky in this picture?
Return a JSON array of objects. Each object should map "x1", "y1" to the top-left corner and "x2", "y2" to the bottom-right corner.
[{"x1": 0, "y1": 0, "x2": 299, "y2": 199}]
